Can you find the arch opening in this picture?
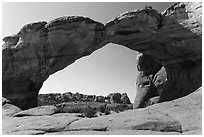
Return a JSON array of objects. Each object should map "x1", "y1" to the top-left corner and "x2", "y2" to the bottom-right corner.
[{"x1": 39, "y1": 43, "x2": 138, "y2": 103}]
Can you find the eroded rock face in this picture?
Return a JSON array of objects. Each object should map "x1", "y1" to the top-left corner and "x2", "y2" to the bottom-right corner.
[
  {"x1": 2, "y1": 17, "x2": 106, "y2": 109},
  {"x1": 120, "y1": 93, "x2": 131, "y2": 104},
  {"x1": 133, "y1": 53, "x2": 165, "y2": 109},
  {"x1": 2, "y1": 2, "x2": 202, "y2": 110},
  {"x1": 106, "y1": 2, "x2": 202, "y2": 105}
]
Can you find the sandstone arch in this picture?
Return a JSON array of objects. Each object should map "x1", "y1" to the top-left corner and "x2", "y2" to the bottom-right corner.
[{"x1": 2, "y1": 2, "x2": 202, "y2": 109}]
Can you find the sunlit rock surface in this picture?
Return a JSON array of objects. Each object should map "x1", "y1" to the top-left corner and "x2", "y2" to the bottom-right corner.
[{"x1": 2, "y1": 87, "x2": 201, "y2": 135}]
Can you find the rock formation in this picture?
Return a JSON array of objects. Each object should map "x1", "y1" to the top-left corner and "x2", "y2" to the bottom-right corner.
[
  {"x1": 38, "y1": 92, "x2": 131, "y2": 106},
  {"x1": 120, "y1": 93, "x2": 131, "y2": 104},
  {"x1": 2, "y1": 2, "x2": 202, "y2": 110},
  {"x1": 109, "y1": 93, "x2": 122, "y2": 103},
  {"x1": 14, "y1": 105, "x2": 59, "y2": 117},
  {"x1": 106, "y1": 2, "x2": 202, "y2": 106},
  {"x1": 2, "y1": 87, "x2": 202, "y2": 135},
  {"x1": 2, "y1": 17, "x2": 106, "y2": 109},
  {"x1": 133, "y1": 53, "x2": 165, "y2": 108}
]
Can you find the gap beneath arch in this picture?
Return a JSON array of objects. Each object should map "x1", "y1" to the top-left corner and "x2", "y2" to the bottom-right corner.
[{"x1": 39, "y1": 43, "x2": 138, "y2": 103}]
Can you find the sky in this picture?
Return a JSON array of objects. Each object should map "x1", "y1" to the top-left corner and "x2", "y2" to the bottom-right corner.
[{"x1": 2, "y1": 2, "x2": 173, "y2": 103}]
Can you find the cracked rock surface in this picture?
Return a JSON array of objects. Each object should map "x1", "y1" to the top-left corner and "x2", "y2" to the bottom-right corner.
[{"x1": 2, "y1": 87, "x2": 201, "y2": 135}]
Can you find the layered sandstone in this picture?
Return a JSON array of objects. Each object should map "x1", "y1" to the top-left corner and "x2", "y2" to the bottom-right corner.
[
  {"x1": 2, "y1": 17, "x2": 106, "y2": 109},
  {"x1": 105, "y1": 2, "x2": 202, "y2": 104},
  {"x1": 2, "y1": 2, "x2": 202, "y2": 110},
  {"x1": 133, "y1": 53, "x2": 166, "y2": 109}
]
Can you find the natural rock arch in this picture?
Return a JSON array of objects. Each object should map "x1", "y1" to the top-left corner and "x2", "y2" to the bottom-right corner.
[{"x1": 2, "y1": 2, "x2": 202, "y2": 110}]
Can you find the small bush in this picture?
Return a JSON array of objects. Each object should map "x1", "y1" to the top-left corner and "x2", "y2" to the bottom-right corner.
[
  {"x1": 98, "y1": 104, "x2": 110, "y2": 115},
  {"x1": 82, "y1": 106, "x2": 97, "y2": 118},
  {"x1": 104, "y1": 109, "x2": 111, "y2": 115},
  {"x1": 98, "y1": 104, "x2": 106, "y2": 113}
]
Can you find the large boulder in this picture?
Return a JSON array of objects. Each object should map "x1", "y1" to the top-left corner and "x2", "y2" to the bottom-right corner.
[
  {"x1": 2, "y1": 2, "x2": 202, "y2": 110},
  {"x1": 2, "y1": 97, "x2": 22, "y2": 117},
  {"x1": 14, "y1": 105, "x2": 59, "y2": 117},
  {"x1": 133, "y1": 52, "x2": 167, "y2": 108},
  {"x1": 133, "y1": 53, "x2": 164, "y2": 109}
]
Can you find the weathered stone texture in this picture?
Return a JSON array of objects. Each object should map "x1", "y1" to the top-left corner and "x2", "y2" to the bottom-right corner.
[{"x1": 2, "y1": 2, "x2": 202, "y2": 111}]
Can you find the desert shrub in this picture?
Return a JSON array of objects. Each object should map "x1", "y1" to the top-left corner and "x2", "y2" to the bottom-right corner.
[
  {"x1": 61, "y1": 107, "x2": 83, "y2": 113},
  {"x1": 98, "y1": 104, "x2": 106, "y2": 113},
  {"x1": 55, "y1": 101, "x2": 132, "y2": 116},
  {"x1": 56, "y1": 103, "x2": 84, "y2": 113},
  {"x1": 104, "y1": 109, "x2": 111, "y2": 115},
  {"x1": 98, "y1": 104, "x2": 110, "y2": 115},
  {"x1": 82, "y1": 106, "x2": 97, "y2": 118},
  {"x1": 106, "y1": 103, "x2": 130, "y2": 113}
]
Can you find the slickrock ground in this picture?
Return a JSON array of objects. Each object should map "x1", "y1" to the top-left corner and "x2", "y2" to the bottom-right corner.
[{"x1": 2, "y1": 87, "x2": 201, "y2": 135}]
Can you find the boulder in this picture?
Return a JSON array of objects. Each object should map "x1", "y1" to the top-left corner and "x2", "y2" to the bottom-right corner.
[
  {"x1": 120, "y1": 93, "x2": 131, "y2": 104},
  {"x1": 107, "y1": 93, "x2": 113, "y2": 99},
  {"x1": 133, "y1": 52, "x2": 167, "y2": 109},
  {"x1": 145, "y1": 96, "x2": 160, "y2": 107},
  {"x1": 110, "y1": 93, "x2": 122, "y2": 103},
  {"x1": 2, "y1": 103, "x2": 22, "y2": 117},
  {"x1": 2, "y1": 97, "x2": 11, "y2": 106},
  {"x1": 3, "y1": 113, "x2": 82, "y2": 135},
  {"x1": 14, "y1": 105, "x2": 59, "y2": 117},
  {"x1": 133, "y1": 53, "x2": 163, "y2": 109},
  {"x1": 94, "y1": 96, "x2": 105, "y2": 103}
]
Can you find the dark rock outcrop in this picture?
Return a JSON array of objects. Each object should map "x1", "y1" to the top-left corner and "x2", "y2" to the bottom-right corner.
[
  {"x1": 133, "y1": 53, "x2": 165, "y2": 109},
  {"x1": 120, "y1": 93, "x2": 131, "y2": 104},
  {"x1": 2, "y1": 2, "x2": 202, "y2": 110},
  {"x1": 109, "y1": 93, "x2": 122, "y2": 103}
]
